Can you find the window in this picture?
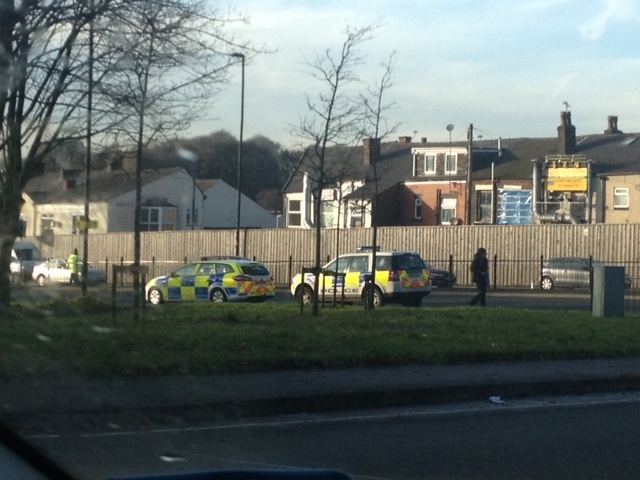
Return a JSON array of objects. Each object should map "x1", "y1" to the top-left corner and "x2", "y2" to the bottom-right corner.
[
  {"x1": 325, "y1": 257, "x2": 350, "y2": 274},
  {"x1": 196, "y1": 263, "x2": 213, "y2": 275},
  {"x1": 477, "y1": 191, "x2": 492, "y2": 223},
  {"x1": 41, "y1": 213, "x2": 54, "y2": 235},
  {"x1": 288, "y1": 199, "x2": 301, "y2": 227},
  {"x1": 186, "y1": 208, "x2": 199, "y2": 227},
  {"x1": 348, "y1": 256, "x2": 369, "y2": 272},
  {"x1": 614, "y1": 187, "x2": 629, "y2": 209},
  {"x1": 414, "y1": 195, "x2": 423, "y2": 220},
  {"x1": 445, "y1": 154, "x2": 457, "y2": 174},
  {"x1": 215, "y1": 263, "x2": 235, "y2": 274},
  {"x1": 441, "y1": 197, "x2": 457, "y2": 225},
  {"x1": 424, "y1": 155, "x2": 436, "y2": 174},
  {"x1": 350, "y1": 215, "x2": 363, "y2": 228},
  {"x1": 141, "y1": 207, "x2": 177, "y2": 231},
  {"x1": 320, "y1": 201, "x2": 336, "y2": 228}
]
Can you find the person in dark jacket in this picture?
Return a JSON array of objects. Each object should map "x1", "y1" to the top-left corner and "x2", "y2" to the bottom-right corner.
[{"x1": 469, "y1": 247, "x2": 489, "y2": 306}]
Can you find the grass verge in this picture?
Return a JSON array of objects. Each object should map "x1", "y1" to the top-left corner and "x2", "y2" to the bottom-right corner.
[{"x1": 1, "y1": 298, "x2": 640, "y2": 377}]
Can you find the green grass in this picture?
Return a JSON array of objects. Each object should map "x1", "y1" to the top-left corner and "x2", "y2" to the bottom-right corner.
[{"x1": 1, "y1": 298, "x2": 640, "y2": 377}]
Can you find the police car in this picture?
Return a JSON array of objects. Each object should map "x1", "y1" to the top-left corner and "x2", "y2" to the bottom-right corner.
[
  {"x1": 290, "y1": 247, "x2": 431, "y2": 307},
  {"x1": 146, "y1": 258, "x2": 275, "y2": 305}
]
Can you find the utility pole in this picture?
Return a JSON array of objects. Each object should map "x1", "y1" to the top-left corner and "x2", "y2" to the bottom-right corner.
[{"x1": 466, "y1": 123, "x2": 474, "y2": 226}]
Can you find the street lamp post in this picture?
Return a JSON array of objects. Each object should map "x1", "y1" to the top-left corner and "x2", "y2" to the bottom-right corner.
[{"x1": 231, "y1": 52, "x2": 245, "y2": 256}]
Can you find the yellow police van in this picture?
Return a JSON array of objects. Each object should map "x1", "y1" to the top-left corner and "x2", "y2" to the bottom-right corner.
[
  {"x1": 290, "y1": 247, "x2": 431, "y2": 307},
  {"x1": 146, "y1": 258, "x2": 275, "y2": 305}
]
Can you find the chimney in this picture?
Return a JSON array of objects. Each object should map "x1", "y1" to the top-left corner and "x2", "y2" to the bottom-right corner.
[
  {"x1": 362, "y1": 137, "x2": 380, "y2": 165},
  {"x1": 604, "y1": 115, "x2": 622, "y2": 135},
  {"x1": 398, "y1": 136, "x2": 412, "y2": 144},
  {"x1": 421, "y1": 137, "x2": 427, "y2": 144},
  {"x1": 59, "y1": 168, "x2": 79, "y2": 189},
  {"x1": 557, "y1": 111, "x2": 576, "y2": 154}
]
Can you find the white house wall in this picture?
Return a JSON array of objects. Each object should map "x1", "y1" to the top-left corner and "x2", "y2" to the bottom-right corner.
[
  {"x1": 201, "y1": 181, "x2": 277, "y2": 229},
  {"x1": 108, "y1": 169, "x2": 203, "y2": 231},
  {"x1": 284, "y1": 179, "x2": 371, "y2": 229},
  {"x1": 21, "y1": 200, "x2": 110, "y2": 236}
]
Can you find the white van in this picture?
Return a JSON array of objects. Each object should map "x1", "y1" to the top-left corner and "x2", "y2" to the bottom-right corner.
[{"x1": 10, "y1": 241, "x2": 44, "y2": 280}]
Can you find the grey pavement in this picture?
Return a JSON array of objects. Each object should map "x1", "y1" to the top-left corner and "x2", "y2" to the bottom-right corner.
[{"x1": 2, "y1": 357, "x2": 640, "y2": 419}]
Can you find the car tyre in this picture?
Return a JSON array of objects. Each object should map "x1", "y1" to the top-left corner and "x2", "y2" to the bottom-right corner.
[
  {"x1": 148, "y1": 287, "x2": 164, "y2": 305},
  {"x1": 36, "y1": 274, "x2": 47, "y2": 287},
  {"x1": 541, "y1": 276, "x2": 554, "y2": 291},
  {"x1": 297, "y1": 285, "x2": 314, "y2": 305},
  {"x1": 372, "y1": 287, "x2": 384, "y2": 307},
  {"x1": 210, "y1": 289, "x2": 227, "y2": 303}
]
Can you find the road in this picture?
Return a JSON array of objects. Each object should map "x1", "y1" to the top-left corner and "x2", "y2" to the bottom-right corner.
[
  {"x1": 11, "y1": 283, "x2": 593, "y2": 311},
  {"x1": 27, "y1": 393, "x2": 640, "y2": 480}
]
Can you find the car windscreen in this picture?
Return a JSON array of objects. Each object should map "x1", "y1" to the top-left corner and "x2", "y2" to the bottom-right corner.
[
  {"x1": 241, "y1": 264, "x2": 271, "y2": 276},
  {"x1": 392, "y1": 254, "x2": 426, "y2": 271}
]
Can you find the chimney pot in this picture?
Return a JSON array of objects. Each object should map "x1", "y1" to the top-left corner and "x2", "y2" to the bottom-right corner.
[
  {"x1": 604, "y1": 115, "x2": 622, "y2": 134},
  {"x1": 557, "y1": 111, "x2": 576, "y2": 155}
]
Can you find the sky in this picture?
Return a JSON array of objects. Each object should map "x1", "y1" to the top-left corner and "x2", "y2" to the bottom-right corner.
[{"x1": 195, "y1": 0, "x2": 640, "y2": 148}]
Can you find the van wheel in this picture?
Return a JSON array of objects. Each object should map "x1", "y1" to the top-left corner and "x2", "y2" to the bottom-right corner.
[
  {"x1": 297, "y1": 285, "x2": 314, "y2": 305},
  {"x1": 369, "y1": 287, "x2": 384, "y2": 307}
]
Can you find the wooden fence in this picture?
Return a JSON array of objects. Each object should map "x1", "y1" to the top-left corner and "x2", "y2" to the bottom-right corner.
[{"x1": 23, "y1": 223, "x2": 640, "y2": 287}]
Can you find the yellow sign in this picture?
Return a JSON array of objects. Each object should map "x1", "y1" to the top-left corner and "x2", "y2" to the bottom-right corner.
[
  {"x1": 75, "y1": 220, "x2": 98, "y2": 229},
  {"x1": 547, "y1": 178, "x2": 588, "y2": 192},
  {"x1": 547, "y1": 167, "x2": 588, "y2": 179}
]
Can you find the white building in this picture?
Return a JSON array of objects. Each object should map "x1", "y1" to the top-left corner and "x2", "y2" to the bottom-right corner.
[
  {"x1": 21, "y1": 167, "x2": 204, "y2": 235},
  {"x1": 197, "y1": 179, "x2": 277, "y2": 229}
]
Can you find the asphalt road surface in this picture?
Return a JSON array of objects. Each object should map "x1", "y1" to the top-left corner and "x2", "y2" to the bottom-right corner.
[
  {"x1": 11, "y1": 283, "x2": 594, "y2": 311},
  {"x1": 27, "y1": 392, "x2": 640, "y2": 480}
]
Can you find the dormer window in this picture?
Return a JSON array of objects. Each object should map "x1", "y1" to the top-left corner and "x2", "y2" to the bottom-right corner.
[
  {"x1": 445, "y1": 153, "x2": 457, "y2": 174},
  {"x1": 424, "y1": 155, "x2": 436, "y2": 174}
]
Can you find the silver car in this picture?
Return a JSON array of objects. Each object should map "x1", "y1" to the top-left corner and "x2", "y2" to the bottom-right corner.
[
  {"x1": 32, "y1": 258, "x2": 107, "y2": 286},
  {"x1": 541, "y1": 257, "x2": 630, "y2": 291}
]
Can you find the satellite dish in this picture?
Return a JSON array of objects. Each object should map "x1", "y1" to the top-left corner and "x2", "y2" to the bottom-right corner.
[{"x1": 446, "y1": 124, "x2": 454, "y2": 132}]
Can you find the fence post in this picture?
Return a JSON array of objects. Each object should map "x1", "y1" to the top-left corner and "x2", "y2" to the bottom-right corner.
[
  {"x1": 492, "y1": 254, "x2": 497, "y2": 290},
  {"x1": 120, "y1": 256, "x2": 124, "y2": 287},
  {"x1": 448, "y1": 254, "x2": 454, "y2": 289},
  {"x1": 288, "y1": 255, "x2": 292, "y2": 287},
  {"x1": 539, "y1": 255, "x2": 544, "y2": 291},
  {"x1": 152, "y1": 256, "x2": 156, "y2": 278}
]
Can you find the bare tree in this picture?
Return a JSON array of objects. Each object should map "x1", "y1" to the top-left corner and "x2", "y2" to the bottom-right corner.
[
  {"x1": 360, "y1": 51, "x2": 400, "y2": 310},
  {"x1": 0, "y1": 0, "x2": 250, "y2": 307},
  {"x1": 97, "y1": 0, "x2": 249, "y2": 311},
  {"x1": 291, "y1": 23, "x2": 376, "y2": 315},
  {"x1": 0, "y1": 0, "x2": 107, "y2": 306}
]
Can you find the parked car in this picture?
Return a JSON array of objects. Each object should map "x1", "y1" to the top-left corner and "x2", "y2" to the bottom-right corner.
[
  {"x1": 145, "y1": 258, "x2": 275, "y2": 305},
  {"x1": 540, "y1": 257, "x2": 631, "y2": 291},
  {"x1": 32, "y1": 258, "x2": 107, "y2": 286},
  {"x1": 290, "y1": 247, "x2": 431, "y2": 307},
  {"x1": 427, "y1": 264, "x2": 456, "y2": 288},
  {"x1": 10, "y1": 241, "x2": 43, "y2": 281}
]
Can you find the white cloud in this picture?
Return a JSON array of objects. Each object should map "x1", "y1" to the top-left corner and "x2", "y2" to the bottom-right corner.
[{"x1": 580, "y1": 0, "x2": 638, "y2": 40}]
